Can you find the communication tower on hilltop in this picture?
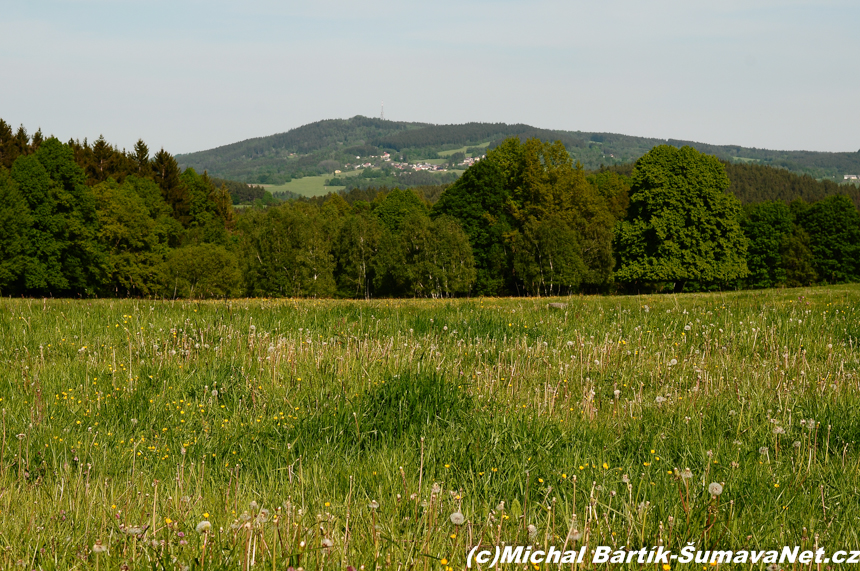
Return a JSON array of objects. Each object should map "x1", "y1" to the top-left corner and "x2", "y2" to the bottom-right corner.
[{"x1": 381, "y1": 102, "x2": 384, "y2": 121}]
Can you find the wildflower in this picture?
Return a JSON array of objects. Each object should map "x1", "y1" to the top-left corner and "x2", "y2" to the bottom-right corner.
[
  {"x1": 708, "y1": 482, "x2": 723, "y2": 496},
  {"x1": 621, "y1": 474, "x2": 630, "y2": 483},
  {"x1": 568, "y1": 529, "x2": 582, "y2": 541},
  {"x1": 767, "y1": 565, "x2": 780, "y2": 571},
  {"x1": 431, "y1": 483, "x2": 442, "y2": 495},
  {"x1": 759, "y1": 447, "x2": 769, "y2": 455},
  {"x1": 773, "y1": 426, "x2": 785, "y2": 435},
  {"x1": 211, "y1": 389, "x2": 218, "y2": 398},
  {"x1": 684, "y1": 324, "x2": 691, "y2": 331},
  {"x1": 527, "y1": 524, "x2": 538, "y2": 540},
  {"x1": 449, "y1": 512, "x2": 465, "y2": 525},
  {"x1": 793, "y1": 441, "x2": 802, "y2": 449},
  {"x1": 681, "y1": 468, "x2": 693, "y2": 480},
  {"x1": 321, "y1": 538, "x2": 333, "y2": 548},
  {"x1": 92, "y1": 541, "x2": 107, "y2": 554},
  {"x1": 368, "y1": 500, "x2": 379, "y2": 510},
  {"x1": 613, "y1": 390, "x2": 620, "y2": 398},
  {"x1": 668, "y1": 359, "x2": 677, "y2": 366},
  {"x1": 655, "y1": 396, "x2": 667, "y2": 404}
]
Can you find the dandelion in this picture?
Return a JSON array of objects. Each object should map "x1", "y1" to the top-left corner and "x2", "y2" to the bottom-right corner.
[
  {"x1": 449, "y1": 512, "x2": 465, "y2": 525},
  {"x1": 793, "y1": 441, "x2": 802, "y2": 449},
  {"x1": 368, "y1": 500, "x2": 379, "y2": 510},
  {"x1": 613, "y1": 389, "x2": 620, "y2": 398},
  {"x1": 759, "y1": 446, "x2": 769, "y2": 455},
  {"x1": 568, "y1": 529, "x2": 582, "y2": 541},
  {"x1": 708, "y1": 482, "x2": 723, "y2": 496},
  {"x1": 527, "y1": 524, "x2": 538, "y2": 540},
  {"x1": 668, "y1": 359, "x2": 677, "y2": 366},
  {"x1": 195, "y1": 521, "x2": 212, "y2": 534},
  {"x1": 681, "y1": 468, "x2": 693, "y2": 480},
  {"x1": 655, "y1": 396, "x2": 667, "y2": 404},
  {"x1": 773, "y1": 426, "x2": 785, "y2": 435},
  {"x1": 321, "y1": 538, "x2": 333, "y2": 548},
  {"x1": 92, "y1": 541, "x2": 107, "y2": 554}
]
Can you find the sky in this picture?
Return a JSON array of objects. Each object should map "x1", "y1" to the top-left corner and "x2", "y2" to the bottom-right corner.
[{"x1": 2, "y1": 0, "x2": 859, "y2": 155}]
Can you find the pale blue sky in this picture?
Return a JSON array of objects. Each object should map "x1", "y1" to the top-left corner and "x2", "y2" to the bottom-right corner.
[{"x1": 2, "y1": 0, "x2": 858, "y2": 154}]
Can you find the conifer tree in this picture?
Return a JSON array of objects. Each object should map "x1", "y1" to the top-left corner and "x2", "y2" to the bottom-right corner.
[{"x1": 152, "y1": 149, "x2": 191, "y2": 226}]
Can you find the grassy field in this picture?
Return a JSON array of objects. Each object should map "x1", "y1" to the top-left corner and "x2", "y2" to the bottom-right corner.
[
  {"x1": 2, "y1": 286, "x2": 859, "y2": 569},
  {"x1": 437, "y1": 143, "x2": 490, "y2": 158},
  {"x1": 265, "y1": 170, "x2": 360, "y2": 197}
]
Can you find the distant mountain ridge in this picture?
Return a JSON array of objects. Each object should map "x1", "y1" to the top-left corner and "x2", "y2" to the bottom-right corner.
[{"x1": 177, "y1": 116, "x2": 860, "y2": 184}]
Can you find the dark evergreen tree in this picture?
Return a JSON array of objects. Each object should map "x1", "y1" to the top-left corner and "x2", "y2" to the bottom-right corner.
[{"x1": 152, "y1": 149, "x2": 191, "y2": 226}]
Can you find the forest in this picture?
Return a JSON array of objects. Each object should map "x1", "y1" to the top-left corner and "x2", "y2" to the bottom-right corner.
[{"x1": 2, "y1": 117, "x2": 860, "y2": 298}]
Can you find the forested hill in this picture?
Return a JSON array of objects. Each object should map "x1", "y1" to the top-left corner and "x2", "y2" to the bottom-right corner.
[{"x1": 177, "y1": 115, "x2": 860, "y2": 184}]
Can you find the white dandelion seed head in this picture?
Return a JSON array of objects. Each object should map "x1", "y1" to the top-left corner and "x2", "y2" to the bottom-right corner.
[
  {"x1": 92, "y1": 541, "x2": 107, "y2": 554},
  {"x1": 681, "y1": 468, "x2": 693, "y2": 480},
  {"x1": 708, "y1": 482, "x2": 723, "y2": 496},
  {"x1": 774, "y1": 426, "x2": 786, "y2": 435},
  {"x1": 449, "y1": 512, "x2": 465, "y2": 525},
  {"x1": 759, "y1": 447, "x2": 769, "y2": 455},
  {"x1": 321, "y1": 537, "x2": 333, "y2": 548},
  {"x1": 527, "y1": 524, "x2": 538, "y2": 540},
  {"x1": 655, "y1": 396, "x2": 667, "y2": 404},
  {"x1": 668, "y1": 359, "x2": 678, "y2": 366},
  {"x1": 368, "y1": 500, "x2": 379, "y2": 510},
  {"x1": 793, "y1": 440, "x2": 802, "y2": 449},
  {"x1": 195, "y1": 521, "x2": 212, "y2": 534}
]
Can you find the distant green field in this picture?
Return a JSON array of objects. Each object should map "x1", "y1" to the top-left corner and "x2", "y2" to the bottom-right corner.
[
  {"x1": 437, "y1": 141, "x2": 490, "y2": 157},
  {"x1": 265, "y1": 170, "x2": 360, "y2": 197}
]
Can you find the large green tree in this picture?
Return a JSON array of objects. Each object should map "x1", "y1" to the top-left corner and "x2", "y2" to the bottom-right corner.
[
  {"x1": 795, "y1": 195, "x2": 860, "y2": 283},
  {"x1": 614, "y1": 145, "x2": 749, "y2": 290},
  {"x1": 739, "y1": 201, "x2": 794, "y2": 289},
  {"x1": 0, "y1": 169, "x2": 31, "y2": 293}
]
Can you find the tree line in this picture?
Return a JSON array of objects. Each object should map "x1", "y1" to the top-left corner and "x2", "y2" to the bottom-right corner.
[{"x1": 2, "y1": 119, "x2": 859, "y2": 298}]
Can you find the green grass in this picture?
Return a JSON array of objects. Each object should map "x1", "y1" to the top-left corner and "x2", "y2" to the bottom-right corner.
[
  {"x1": 1, "y1": 286, "x2": 859, "y2": 569},
  {"x1": 266, "y1": 170, "x2": 361, "y2": 197},
  {"x1": 437, "y1": 142, "x2": 490, "y2": 157}
]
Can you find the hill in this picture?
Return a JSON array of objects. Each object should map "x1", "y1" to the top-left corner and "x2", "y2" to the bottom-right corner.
[{"x1": 177, "y1": 116, "x2": 860, "y2": 185}]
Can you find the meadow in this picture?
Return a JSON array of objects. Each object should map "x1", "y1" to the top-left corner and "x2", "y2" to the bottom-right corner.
[
  {"x1": 264, "y1": 171, "x2": 358, "y2": 198},
  {"x1": 1, "y1": 285, "x2": 859, "y2": 570}
]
